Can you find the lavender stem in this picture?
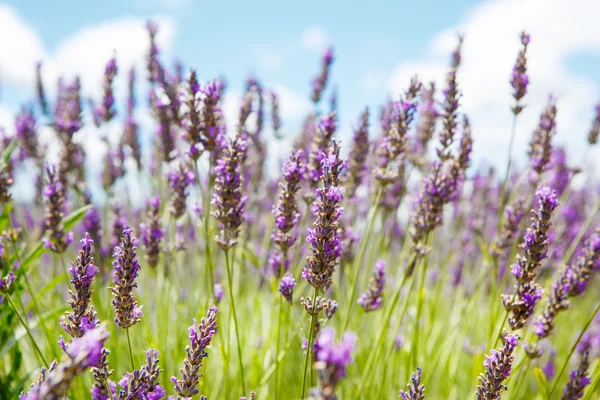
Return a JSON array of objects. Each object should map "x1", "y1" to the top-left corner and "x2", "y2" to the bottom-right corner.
[
  {"x1": 126, "y1": 327, "x2": 135, "y2": 371},
  {"x1": 548, "y1": 301, "x2": 600, "y2": 398},
  {"x1": 225, "y1": 248, "x2": 246, "y2": 394},
  {"x1": 341, "y1": 186, "x2": 384, "y2": 332},
  {"x1": 300, "y1": 287, "x2": 318, "y2": 398},
  {"x1": 5, "y1": 293, "x2": 48, "y2": 367},
  {"x1": 497, "y1": 114, "x2": 518, "y2": 231}
]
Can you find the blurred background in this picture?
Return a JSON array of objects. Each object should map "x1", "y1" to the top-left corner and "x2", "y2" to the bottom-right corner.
[{"x1": 1, "y1": 0, "x2": 599, "y2": 202}]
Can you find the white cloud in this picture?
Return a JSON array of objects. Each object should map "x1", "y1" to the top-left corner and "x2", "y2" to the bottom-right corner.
[
  {"x1": 301, "y1": 26, "x2": 327, "y2": 52},
  {"x1": 388, "y1": 0, "x2": 600, "y2": 169},
  {"x1": 0, "y1": 5, "x2": 47, "y2": 86}
]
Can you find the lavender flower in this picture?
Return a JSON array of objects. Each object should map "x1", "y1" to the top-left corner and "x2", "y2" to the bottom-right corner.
[
  {"x1": 399, "y1": 367, "x2": 425, "y2": 400},
  {"x1": 61, "y1": 233, "x2": 99, "y2": 338},
  {"x1": 528, "y1": 97, "x2": 557, "y2": 183},
  {"x1": 117, "y1": 349, "x2": 166, "y2": 400},
  {"x1": 357, "y1": 259, "x2": 385, "y2": 312},
  {"x1": 43, "y1": 164, "x2": 73, "y2": 253},
  {"x1": 84, "y1": 207, "x2": 103, "y2": 258},
  {"x1": 561, "y1": 352, "x2": 591, "y2": 400},
  {"x1": 534, "y1": 232, "x2": 600, "y2": 339},
  {"x1": 510, "y1": 31, "x2": 531, "y2": 115},
  {"x1": 588, "y1": 103, "x2": 600, "y2": 145},
  {"x1": 311, "y1": 327, "x2": 355, "y2": 400},
  {"x1": 171, "y1": 306, "x2": 218, "y2": 398},
  {"x1": 140, "y1": 196, "x2": 163, "y2": 268},
  {"x1": 308, "y1": 113, "x2": 337, "y2": 185},
  {"x1": 214, "y1": 283, "x2": 223, "y2": 304},
  {"x1": 95, "y1": 56, "x2": 118, "y2": 124},
  {"x1": 154, "y1": 97, "x2": 176, "y2": 163},
  {"x1": 272, "y1": 150, "x2": 306, "y2": 251},
  {"x1": 35, "y1": 61, "x2": 49, "y2": 115},
  {"x1": 270, "y1": 90, "x2": 282, "y2": 139},
  {"x1": 15, "y1": 109, "x2": 41, "y2": 161},
  {"x1": 491, "y1": 199, "x2": 525, "y2": 262},
  {"x1": 416, "y1": 82, "x2": 438, "y2": 154},
  {"x1": 110, "y1": 226, "x2": 143, "y2": 329},
  {"x1": 183, "y1": 70, "x2": 203, "y2": 159},
  {"x1": 279, "y1": 273, "x2": 296, "y2": 304},
  {"x1": 200, "y1": 80, "x2": 225, "y2": 155},
  {"x1": 346, "y1": 108, "x2": 370, "y2": 196},
  {"x1": 146, "y1": 21, "x2": 162, "y2": 86},
  {"x1": 311, "y1": 47, "x2": 334, "y2": 104},
  {"x1": 437, "y1": 36, "x2": 463, "y2": 162},
  {"x1": 212, "y1": 132, "x2": 247, "y2": 250},
  {"x1": 0, "y1": 271, "x2": 16, "y2": 294},
  {"x1": 376, "y1": 80, "x2": 420, "y2": 185},
  {"x1": 0, "y1": 160, "x2": 13, "y2": 204},
  {"x1": 169, "y1": 164, "x2": 194, "y2": 219},
  {"x1": 303, "y1": 142, "x2": 346, "y2": 291},
  {"x1": 476, "y1": 334, "x2": 519, "y2": 400},
  {"x1": 111, "y1": 204, "x2": 127, "y2": 249},
  {"x1": 21, "y1": 327, "x2": 109, "y2": 400},
  {"x1": 240, "y1": 392, "x2": 257, "y2": 400},
  {"x1": 503, "y1": 187, "x2": 559, "y2": 330},
  {"x1": 91, "y1": 348, "x2": 115, "y2": 400}
]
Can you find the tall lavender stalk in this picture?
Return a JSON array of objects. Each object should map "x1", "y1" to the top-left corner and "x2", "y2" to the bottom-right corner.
[
  {"x1": 169, "y1": 163, "x2": 194, "y2": 220},
  {"x1": 171, "y1": 306, "x2": 218, "y2": 399},
  {"x1": 502, "y1": 187, "x2": 559, "y2": 330},
  {"x1": 528, "y1": 97, "x2": 557, "y2": 184},
  {"x1": 476, "y1": 334, "x2": 519, "y2": 400},
  {"x1": 534, "y1": 232, "x2": 600, "y2": 339},
  {"x1": 311, "y1": 47, "x2": 334, "y2": 104},
  {"x1": 510, "y1": 32, "x2": 531, "y2": 116},
  {"x1": 109, "y1": 226, "x2": 143, "y2": 369},
  {"x1": 61, "y1": 234, "x2": 99, "y2": 339},
  {"x1": 561, "y1": 352, "x2": 591, "y2": 400},
  {"x1": 94, "y1": 56, "x2": 118, "y2": 124},
  {"x1": 140, "y1": 196, "x2": 163, "y2": 268},
  {"x1": 346, "y1": 108, "x2": 370, "y2": 197},
  {"x1": 399, "y1": 367, "x2": 426, "y2": 400},
  {"x1": 357, "y1": 259, "x2": 386, "y2": 312},
  {"x1": 43, "y1": 164, "x2": 72, "y2": 253}
]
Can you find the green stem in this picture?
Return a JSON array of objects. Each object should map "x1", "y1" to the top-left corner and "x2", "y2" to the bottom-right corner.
[
  {"x1": 126, "y1": 327, "x2": 135, "y2": 371},
  {"x1": 341, "y1": 186, "x2": 383, "y2": 332},
  {"x1": 225, "y1": 248, "x2": 246, "y2": 394},
  {"x1": 547, "y1": 301, "x2": 600, "y2": 398},
  {"x1": 105, "y1": 380, "x2": 115, "y2": 400},
  {"x1": 497, "y1": 114, "x2": 518, "y2": 232},
  {"x1": 6, "y1": 293, "x2": 48, "y2": 367},
  {"x1": 274, "y1": 252, "x2": 287, "y2": 397},
  {"x1": 301, "y1": 287, "x2": 318, "y2": 398}
]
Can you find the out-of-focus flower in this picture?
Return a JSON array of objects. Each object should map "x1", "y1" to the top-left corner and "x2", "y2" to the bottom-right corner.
[{"x1": 357, "y1": 259, "x2": 385, "y2": 312}]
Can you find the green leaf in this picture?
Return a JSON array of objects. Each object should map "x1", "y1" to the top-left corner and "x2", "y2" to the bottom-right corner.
[
  {"x1": 533, "y1": 367, "x2": 549, "y2": 399},
  {"x1": 62, "y1": 204, "x2": 92, "y2": 231},
  {"x1": 0, "y1": 306, "x2": 68, "y2": 359},
  {"x1": 20, "y1": 241, "x2": 46, "y2": 274},
  {"x1": 0, "y1": 140, "x2": 17, "y2": 164}
]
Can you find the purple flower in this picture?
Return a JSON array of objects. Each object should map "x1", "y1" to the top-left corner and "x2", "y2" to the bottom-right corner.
[
  {"x1": 562, "y1": 352, "x2": 591, "y2": 400},
  {"x1": 528, "y1": 97, "x2": 557, "y2": 182},
  {"x1": 169, "y1": 164, "x2": 194, "y2": 219},
  {"x1": 140, "y1": 196, "x2": 163, "y2": 268},
  {"x1": 399, "y1": 367, "x2": 425, "y2": 400},
  {"x1": 510, "y1": 31, "x2": 531, "y2": 115},
  {"x1": 15, "y1": 109, "x2": 40, "y2": 161},
  {"x1": 308, "y1": 113, "x2": 337, "y2": 185},
  {"x1": 303, "y1": 142, "x2": 346, "y2": 291},
  {"x1": 310, "y1": 46, "x2": 334, "y2": 104},
  {"x1": 476, "y1": 334, "x2": 519, "y2": 399},
  {"x1": 94, "y1": 56, "x2": 118, "y2": 124},
  {"x1": 43, "y1": 163, "x2": 72, "y2": 253},
  {"x1": 346, "y1": 108, "x2": 370, "y2": 197},
  {"x1": 278, "y1": 273, "x2": 296, "y2": 304},
  {"x1": 357, "y1": 259, "x2": 386, "y2": 312},
  {"x1": 21, "y1": 327, "x2": 109, "y2": 400},
  {"x1": 199, "y1": 80, "x2": 226, "y2": 154},
  {"x1": 61, "y1": 233, "x2": 100, "y2": 338},
  {"x1": 212, "y1": 132, "x2": 247, "y2": 250},
  {"x1": 272, "y1": 150, "x2": 306, "y2": 251},
  {"x1": 311, "y1": 327, "x2": 355, "y2": 398},
  {"x1": 110, "y1": 226, "x2": 143, "y2": 329},
  {"x1": 172, "y1": 306, "x2": 218, "y2": 398},
  {"x1": 214, "y1": 283, "x2": 223, "y2": 304}
]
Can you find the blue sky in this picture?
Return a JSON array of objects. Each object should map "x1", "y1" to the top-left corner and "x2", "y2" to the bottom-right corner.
[{"x1": 1, "y1": 0, "x2": 600, "y2": 179}]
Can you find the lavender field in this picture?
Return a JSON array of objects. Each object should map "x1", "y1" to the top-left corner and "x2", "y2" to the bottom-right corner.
[{"x1": 1, "y1": 18, "x2": 600, "y2": 400}]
